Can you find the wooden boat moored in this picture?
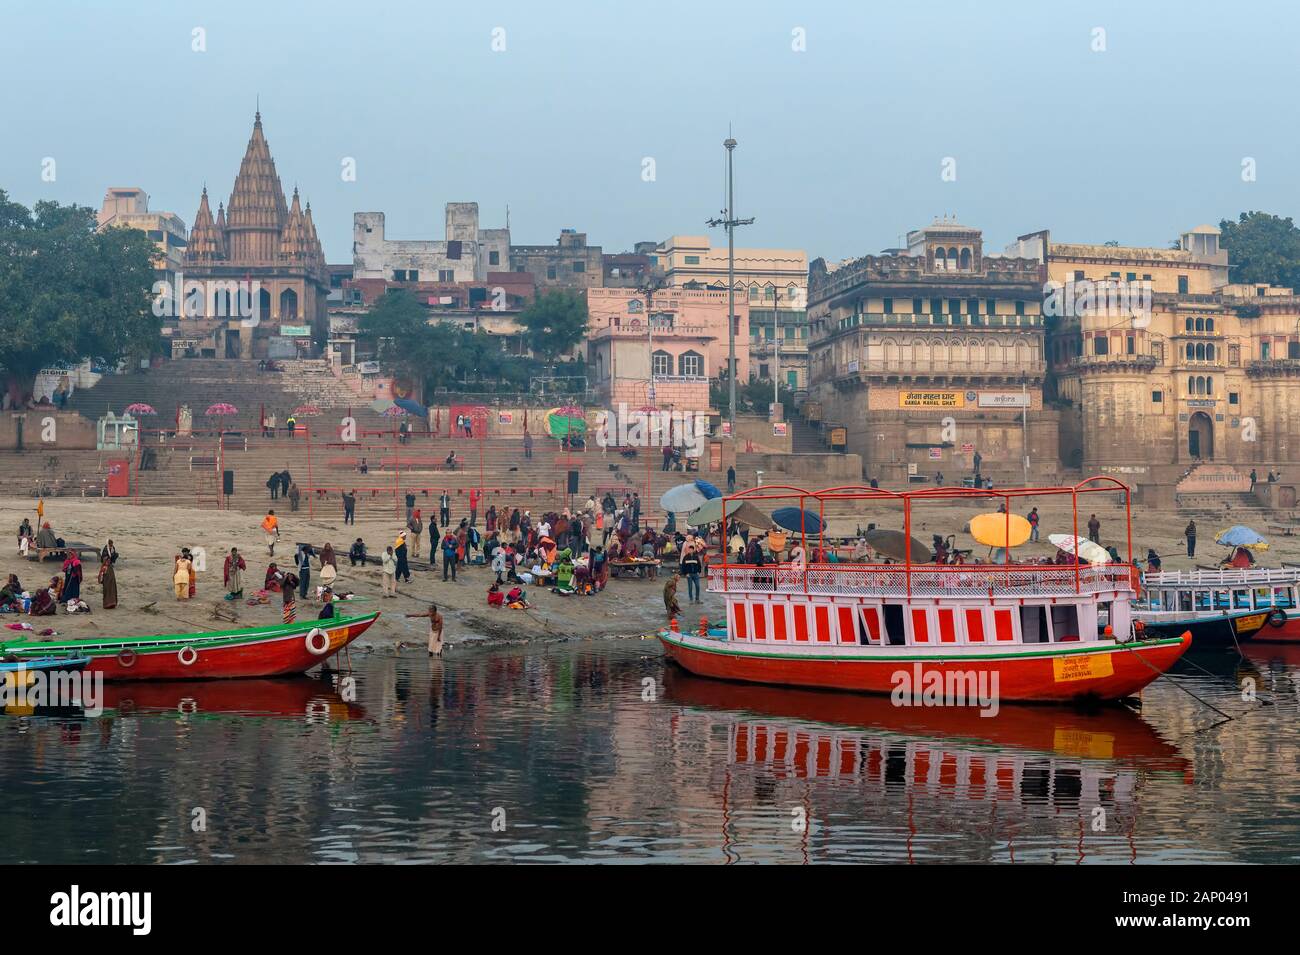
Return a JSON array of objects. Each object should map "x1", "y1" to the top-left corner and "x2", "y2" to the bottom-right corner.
[{"x1": 0, "y1": 612, "x2": 378, "y2": 681}]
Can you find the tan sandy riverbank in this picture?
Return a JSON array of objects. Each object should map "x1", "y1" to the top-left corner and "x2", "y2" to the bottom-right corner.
[{"x1": 0, "y1": 496, "x2": 713, "y2": 652}]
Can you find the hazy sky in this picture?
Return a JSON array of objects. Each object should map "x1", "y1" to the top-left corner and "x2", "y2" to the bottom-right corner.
[{"x1": 2, "y1": 0, "x2": 1293, "y2": 263}]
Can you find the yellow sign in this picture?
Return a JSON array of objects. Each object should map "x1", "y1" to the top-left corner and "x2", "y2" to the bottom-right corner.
[
  {"x1": 829, "y1": 427, "x2": 847, "y2": 447},
  {"x1": 1052, "y1": 728, "x2": 1116, "y2": 759},
  {"x1": 1052, "y1": 652, "x2": 1115, "y2": 683},
  {"x1": 1234, "y1": 613, "x2": 1268, "y2": 634},
  {"x1": 899, "y1": 391, "x2": 965, "y2": 409}
]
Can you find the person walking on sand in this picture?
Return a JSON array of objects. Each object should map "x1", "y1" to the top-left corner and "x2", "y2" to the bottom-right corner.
[
  {"x1": 381, "y1": 546, "x2": 397, "y2": 597},
  {"x1": 173, "y1": 552, "x2": 192, "y2": 601},
  {"x1": 342, "y1": 489, "x2": 356, "y2": 525},
  {"x1": 262, "y1": 510, "x2": 280, "y2": 556},
  {"x1": 408, "y1": 509, "x2": 423, "y2": 559},
  {"x1": 97, "y1": 542, "x2": 118, "y2": 609},
  {"x1": 664, "y1": 573, "x2": 682, "y2": 619},
  {"x1": 296, "y1": 544, "x2": 313, "y2": 601},
  {"x1": 408, "y1": 603, "x2": 445, "y2": 656},
  {"x1": 1087, "y1": 513, "x2": 1100, "y2": 544},
  {"x1": 439, "y1": 490, "x2": 451, "y2": 529},
  {"x1": 1027, "y1": 507, "x2": 1040, "y2": 542},
  {"x1": 1185, "y1": 520, "x2": 1197, "y2": 558},
  {"x1": 224, "y1": 547, "x2": 246, "y2": 600},
  {"x1": 395, "y1": 532, "x2": 412, "y2": 583},
  {"x1": 281, "y1": 569, "x2": 299, "y2": 623}
]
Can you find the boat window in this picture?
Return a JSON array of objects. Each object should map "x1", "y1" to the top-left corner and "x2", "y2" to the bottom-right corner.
[
  {"x1": 1050, "y1": 604, "x2": 1081, "y2": 642},
  {"x1": 1233, "y1": 590, "x2": 1251, "y2": 610},
  {"x1": 1277, "y1": 587, "x2": 1296, "y2": 610},
  {"x1": 1146, "y1": 591, "x2": 1164, "y2": 612},
  {"x1": 883, "y1": 603, "x2": 906, "y2": 646},
  {"x1": 1214, "y1": 590, "x2": 1231, "y2": 611},
  {"x1": 1021, "y1": 605, "x2": 1048, "y2": 643},
  {"x1": 1194, "y1": 591, "x2": 1211, "y2": 612},
  {"x1": 1254, "y1": 587, "x2": 1272, "y2": 609},
  {"x1": 1178, "y1": 591, "x2": 1193, "y2": 613}
]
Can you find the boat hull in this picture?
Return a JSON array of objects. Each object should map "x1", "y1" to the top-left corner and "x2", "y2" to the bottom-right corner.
[
  {"x1": 1139, "y1": 610, "x2": 1266, "y2": 649},
  {"x1": 1250, "y1": 611, "x2": 1300, "y2": 643},
  {"x1": 0, "y1": 613, "x2": 378, "y2": 682},
  {"x1": 658, "y1": 630, "x2": 1191, "y2": 703}
]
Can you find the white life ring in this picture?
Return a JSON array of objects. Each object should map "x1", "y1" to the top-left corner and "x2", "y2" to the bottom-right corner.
[
  {"x1": 177, "y1": 645, "x2": 198, "y2": 666},
  {"x1": 305, "y1": 627, "x2": 331, "y2": 656},
  {"x1": 117, "y1": 648, "x2": 137, "y2": 668}
]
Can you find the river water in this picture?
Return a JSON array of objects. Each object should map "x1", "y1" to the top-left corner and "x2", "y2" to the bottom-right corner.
[{"x1": 3, "y1": 639, "x2": 1299, "y2": 864}]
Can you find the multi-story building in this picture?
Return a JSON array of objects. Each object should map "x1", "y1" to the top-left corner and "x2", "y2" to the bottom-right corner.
[
  {"x1": 807, "y1": 219, "x2": 1053, "y2": 483},
  {"x1": 1014, "y1": 225, "x2": 1300, "y2": 476},
  {"x1": 353, "y1": 203, "x2": 510, "y2": 285},
  {"x1": 510, "y1": 228, "x2": 604, "y2": 289},
  {"x1": 95, "y1": 187, "x2": 188, "y2": 317},
  {"x1": 653, "y1": 235, "x2": 810, "y2": 394},
  {"x1": 586, "y1": 286, "x2": 750, "y2": 411},
  {"x1": 180, "y1": 112, "x2": 330, "y2": 359}
]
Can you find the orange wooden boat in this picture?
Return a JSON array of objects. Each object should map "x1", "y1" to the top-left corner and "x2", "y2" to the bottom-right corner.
[{"x1": 659, "y1": 478, "x2": 1190, "y2": 704}]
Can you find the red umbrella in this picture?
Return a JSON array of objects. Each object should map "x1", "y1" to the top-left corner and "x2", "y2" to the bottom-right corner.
[
  {"x1": 125, "y1": 402, "x2": 157, "y2": 415},
  {"x1": 292, "y1": 404, "x2": 322, "y2": 416},
  {"x1": 205, "y1": 403, "x2": 238, "y2": 416}
]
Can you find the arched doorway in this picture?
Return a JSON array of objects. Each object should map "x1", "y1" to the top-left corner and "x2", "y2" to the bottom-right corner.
[{"x1": 1188, "y1": 411, "x2": 1214, "y2": 460}]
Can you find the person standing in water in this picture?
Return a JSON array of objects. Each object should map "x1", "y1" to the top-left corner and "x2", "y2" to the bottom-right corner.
[{"x1": 407, "y1": 603, "x2": 445, "y2": 656}]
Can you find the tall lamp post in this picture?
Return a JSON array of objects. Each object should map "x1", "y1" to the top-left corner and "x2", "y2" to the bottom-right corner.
[{"x1": 707, "y1": 135, "x2": 754, "y2": 440}]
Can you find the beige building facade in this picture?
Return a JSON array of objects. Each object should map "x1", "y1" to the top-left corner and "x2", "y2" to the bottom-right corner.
[
  {"x1": 807, "y1": 220, "x2": 1054, "y2": 484},
  {"x1": 654, "y1": 235, "x2": 810, "y2": 394},
  {"x1": 1013, "y1": 225, "x2": 1300, "y2": 477}
]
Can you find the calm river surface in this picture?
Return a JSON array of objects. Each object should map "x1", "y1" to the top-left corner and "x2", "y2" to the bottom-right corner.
[{"x1": 3, "y1": 639, "x2": 1299, "y2": 864}]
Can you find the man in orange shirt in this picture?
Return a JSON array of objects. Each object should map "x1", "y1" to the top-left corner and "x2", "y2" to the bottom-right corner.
[{"x1": 262, "y1": 510, "x2": 280, "y2": 556}]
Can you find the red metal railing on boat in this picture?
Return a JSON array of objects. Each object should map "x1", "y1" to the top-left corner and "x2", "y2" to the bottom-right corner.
[
  {"x1": 709, "y1": 562, "x2": 1134, "y2": 599},
  {"x1": 717, "y1": 477, "x2": 1135, "y2": 600}
]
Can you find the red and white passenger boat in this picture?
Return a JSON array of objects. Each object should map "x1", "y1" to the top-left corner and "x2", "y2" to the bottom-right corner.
[{"x1": 659, "y1": 479, "x2": 1191, "y2": 704}]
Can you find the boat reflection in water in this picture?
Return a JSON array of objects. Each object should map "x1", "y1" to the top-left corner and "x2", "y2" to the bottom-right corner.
[
  {"x1": 98, "y1": 675, "x2": 369, "y2": 724},
  {"x1": 663, "y1": 668, "x2": 1190, "y2": 863}
]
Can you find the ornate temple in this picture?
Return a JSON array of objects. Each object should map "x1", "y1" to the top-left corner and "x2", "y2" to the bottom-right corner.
[{"x1": 177, "y1": 112, "x2": 328, "y2": 359}]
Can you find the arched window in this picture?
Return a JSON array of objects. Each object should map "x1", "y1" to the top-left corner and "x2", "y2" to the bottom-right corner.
[
  {"x1": 258, "y1": 287, "x2": 272, "y2": 322},
  {"x1": 913, "y1": 338, "x2": 929, "y2": 364},
  {"x1": 678, "y1": 350, "x2": 704, "y2": 377},
  {"x1": 1206, "y1": 343, "x2": 1215, "y2": 361},
  {"x1": 934, "y1": 249, "x2": 947, "y2": 271},
  {"x1": 1188, "y1": 376, "x2": 1195, "y2": 395},
  {"x1": 1186, "y1": 343, "x2": 1195, "y2": 360},
  {"x1": 279, "y1": 288, "x2": 299, "y2": 320},
  {"x1": 959, "y1": 248, "x2": 972, "y2": 270},
  {"x1": 1185, "y1": 318, "x2": 1194, "y2": 332},
  {"x1": 1195, "y1": 317, "x2": 1204, "y2": 332},
  {"x1": 930, "y1": 338, "x2": 945, "y2": 364},
  {"x1": 1206, "y1": 318, "x2": 1215, "y2": 332},
  {"x1": 1195, "y1": 343, "x2": 1205, "y2": 361},
  {"x1": 651, "y1": 350, "x2": 672, "y2": 377},
  {"x1": 748, "y1": 284, "x2": 759, "y2": 302},
  {"x1": 1206, "y1": 376, "x2": 1214, "y2": 395}
]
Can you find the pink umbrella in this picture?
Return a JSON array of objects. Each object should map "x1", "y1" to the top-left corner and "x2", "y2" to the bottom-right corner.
[
  {"x1": 205, "y1": 403, "x2": 238, "y2": 416},
  {"x1": 382, "y1": 405, "x2": 409, "y2": 416},
  {"x1": 293, "y1": 404, "x2": 322, "y2": 417},
  {"x1": 125, "y1": 402, "x2": 157, "y2": 415}
]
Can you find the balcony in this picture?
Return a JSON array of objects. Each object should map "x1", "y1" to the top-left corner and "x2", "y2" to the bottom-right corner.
[
  {"x1": 1247, "y1": 358, "x2": 1300, "y2": 378},
  {"x1": 1067, "y1": 353, "x2": 1159, "y2": 371},
  {"x1": 833, "y1": 357, "x2": 1046, "y2": 380},
  {"x1": 834, "y1": 312, "x2": 1044, "y2": 331}
]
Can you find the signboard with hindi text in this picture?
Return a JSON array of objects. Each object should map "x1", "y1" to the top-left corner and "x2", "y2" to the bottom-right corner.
[{"x1": 899, "y1": 391, "x2": 964, "y2": 409}]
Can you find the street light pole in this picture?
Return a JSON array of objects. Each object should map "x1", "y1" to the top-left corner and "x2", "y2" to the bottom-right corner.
[{"x1": 708, "y1": 134, "x2": 754, "y2": 441}]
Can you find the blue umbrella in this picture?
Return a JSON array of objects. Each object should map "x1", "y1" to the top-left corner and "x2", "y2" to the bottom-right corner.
[
  {"x1": 771, "y1": 507, "x2": 823, "y2": 535},
  {"x1": 693, "y1": 479, "x2": 722, "y2": 500},
  {"x1": 394, "y1": 397, "x2": 428, "y2": 417},
  {"x1": 1215, "y1": 525, "x2": 1268, "y2": 550}
]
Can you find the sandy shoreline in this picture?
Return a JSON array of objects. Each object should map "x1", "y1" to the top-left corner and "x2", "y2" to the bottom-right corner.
[
  {"x1": 1, "y1": 496, "x2": 716, "y2": 652},
  {"x1": 3, "y1": 491, "x2": 1292, "y2": 653}
]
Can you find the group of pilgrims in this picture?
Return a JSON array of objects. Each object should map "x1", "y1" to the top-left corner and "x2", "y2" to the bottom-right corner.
[{"x1": 5, "y1": 518, "x2": 117, "y2": 616}]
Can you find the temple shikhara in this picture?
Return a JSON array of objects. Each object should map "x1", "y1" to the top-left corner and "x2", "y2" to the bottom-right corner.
[{"x1": 176, "y1": 112, "x2": 328, "y2": 359}]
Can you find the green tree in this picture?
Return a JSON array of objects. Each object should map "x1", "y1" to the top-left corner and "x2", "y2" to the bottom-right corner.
[
  {"x1": 1219, "y1": 212, "x2": 1300, "y2": 288},
  {"x1": 0, "y1": 190, "x2": 158, "y2": 401},
  {"x1": 517, "y1": 290, "x2": 587, "y2": 367}
]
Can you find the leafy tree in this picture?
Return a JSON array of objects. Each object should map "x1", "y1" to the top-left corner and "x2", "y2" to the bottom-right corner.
[
  {"x1": 0, "y1": 190, "x2": 158, "y2": 401},
  {"x1": 517, "y1": 290, "x2": 587, "y2": 367},
  {"x1": 1219, "y1": 212, "x2": 1300, "y2": 289}
]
